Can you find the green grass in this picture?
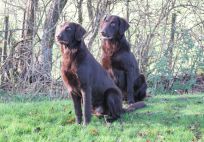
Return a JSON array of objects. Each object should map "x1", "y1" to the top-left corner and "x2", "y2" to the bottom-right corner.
[{"x1": 0, "y1": 94, "x2": 204, "y2": 142}]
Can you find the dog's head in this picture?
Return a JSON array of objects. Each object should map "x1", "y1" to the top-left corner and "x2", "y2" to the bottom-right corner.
[
  {"x1": 100, "y1": 15, "x2": 129, "y2": 40},
  {"x1": 56, "y1": 22, "x2": 86, "y2": 49}
]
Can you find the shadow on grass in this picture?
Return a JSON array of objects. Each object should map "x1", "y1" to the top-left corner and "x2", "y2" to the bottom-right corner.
[{"x1": 118, "y1": 94, "x2": 204, "y2": 140}]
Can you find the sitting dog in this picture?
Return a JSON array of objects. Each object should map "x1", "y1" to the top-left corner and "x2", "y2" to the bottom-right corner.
[
  {"x1": 56, "y1": 22, "x2": 124, "y2": 125},
  {"x1": 100, "y1": 15, "x2": 147, "y2": 104}
]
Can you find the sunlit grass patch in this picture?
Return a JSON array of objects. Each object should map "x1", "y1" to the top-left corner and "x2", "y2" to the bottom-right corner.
[{"x1": 0, "y1": 94, "x2": 203, "y2": 142}]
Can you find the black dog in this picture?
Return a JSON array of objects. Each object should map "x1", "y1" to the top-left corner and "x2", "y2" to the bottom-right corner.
[
  {"x1": 100, "y1": 15, "x2": 147, "y2": 104},
  {"x1": 56, "y1": 22, "x2": 124, "y2": 125}
]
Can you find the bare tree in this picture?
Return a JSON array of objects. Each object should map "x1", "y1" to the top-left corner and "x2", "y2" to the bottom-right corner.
[
  {"x1": 167, "y1": 13, "x2": 176, "y2": 69},
  {"x1": 38, "y1": 0, "x2": 68, "y2": 81},
  {"x1": 87, "y1": 0, "x2": 93, "y2": 26},
  {"x1": 86, "y1": 0, "x2": 110, "y2": 49},
  {"x1": 0, "y1": 0, "x2": 203, "y2": 94},
  {"x1": 1, "y1": 16, "x2": 9, "y2": 83},
  {"x1": 125, "y1": 0, "x2": 130, "y2": 42},
  {"x1": 17, "y1": 0, "x2": 38, "y2": 80},
  {"x1": 3, "y1": 16, "x2": 9, "y2": 62},
  {"x1": 76, "y1": 0, "x2": 83, "y2": 24}
]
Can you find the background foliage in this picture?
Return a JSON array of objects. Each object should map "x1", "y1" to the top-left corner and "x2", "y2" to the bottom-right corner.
[{"x1": 0, "y1": 0, "x2": 204, "y2": 95}]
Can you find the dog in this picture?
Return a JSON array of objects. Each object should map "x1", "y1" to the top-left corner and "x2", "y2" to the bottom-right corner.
[
  {"x1": 56, "y1": 22, "x2": 125, "y2": 125},
  {"x1": 56, "y1": 22, "x2": 146, "y2": 125},
  {"x1": 100, "y1": 15, "x2": 147, "y2": 104}
]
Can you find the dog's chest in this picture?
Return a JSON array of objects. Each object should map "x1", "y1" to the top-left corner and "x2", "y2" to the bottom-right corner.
[
  {"x1": 61, "y1": 58, "x2": 81, "y2": 90},
  {"x1": 65, "y1": 70, "x2": 80, "y2": 89},
  {"x1": 110, "y1": 55, "x2": 125, "y2": 70}
]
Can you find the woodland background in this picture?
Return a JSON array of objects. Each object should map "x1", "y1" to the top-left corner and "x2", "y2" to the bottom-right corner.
[{"x1": 0, "y1": 0, "x2": 204, "y2": 97}]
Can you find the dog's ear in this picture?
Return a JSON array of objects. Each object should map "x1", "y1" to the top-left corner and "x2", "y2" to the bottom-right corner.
[
  {"x1": 119, "y1": 17, "x2": 129, "y2": 35},
  {"x1": 75, "y1": 24, "x2": 86, "y2": 41}
]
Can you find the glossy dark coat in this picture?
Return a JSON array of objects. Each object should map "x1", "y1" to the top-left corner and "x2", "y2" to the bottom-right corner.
[
  {"x1": 56, "y1": 22, "x2": 123, "y2": 125},
  {"x1": 100, "y1": 15, "x2": 147, "y2": 104}
]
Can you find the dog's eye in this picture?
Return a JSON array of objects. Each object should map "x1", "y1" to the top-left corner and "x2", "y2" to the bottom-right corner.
[
  {"x1": 65, "y1": 27, "x2": 72, "y2": 31},
  {"x1": 111, "y1": 22, "x2": 116, "y2": 27}
]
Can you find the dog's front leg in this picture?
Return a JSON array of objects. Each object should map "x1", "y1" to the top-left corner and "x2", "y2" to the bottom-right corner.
[
  {"x1": 81, "y1": 86, "x2": 92, "y2": 125},
  {"x1": 70, "y1": 92, "x2": 83, "y2": 124},
  {"x1": 127, "y1": 69, "x2": 135, "y2": 104}
]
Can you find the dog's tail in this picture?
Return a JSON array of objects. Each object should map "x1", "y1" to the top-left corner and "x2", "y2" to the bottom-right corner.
[{"x1": 122, "y1": 101, "x2": 146, "y2": 113}]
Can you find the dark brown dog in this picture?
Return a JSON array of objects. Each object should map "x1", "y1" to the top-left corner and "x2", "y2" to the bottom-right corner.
[
  {"x1": 56, "y1": 22, "x2": 124, "y2": 125},
  {"x1": 113, "y1": 69, "x2": 147, "y2": 102},
  {"x1": 100, "y1": 15, "x2": 147, "y2": 104}
]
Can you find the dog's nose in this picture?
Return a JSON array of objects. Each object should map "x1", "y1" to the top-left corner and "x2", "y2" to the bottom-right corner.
[
  {"x1": 56, "y1": 34, "x2": 62, "y2": 40},
  {"x1": 101, "y1": 31, "x2": 107, "y2": 37}
]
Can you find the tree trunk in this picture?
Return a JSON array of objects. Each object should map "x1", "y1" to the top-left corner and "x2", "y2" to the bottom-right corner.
[
  {"x1": 76, "y1": 0, "x2": 83, "y2": 24},
  {"x1": 141, "y1": 34, "x2": 153, "y2": 73},
  {"x1": 18, "y1": 0, "x2": 38, "y2": 80},
  {"x1": 38, "y1": 0, "x2": 68, "y2": 81},
  {"x1": 87, "y1": 0, "x2": 93, "y2": 27},
  {"x1": 126, "y1": 0, "x2": 130, "y2": 42},
  {"x1": 0, "y1": 48, "x2": 2, "y2": 85},
  {"x1": 167, "y1": 13, "x2": 176, "y2": 69},
  {"x1": 3, "y1": 16, "x2": 9, "y2": 62},
  {"x1": 86, "y1": 0, "x2": 109, "y2": 49},
  {"x1": 1, "y1": 16, "x2": 9, "y2": 83},
  {"x1": 0, "y1": 48, "x2": 2, "y2": 65}
]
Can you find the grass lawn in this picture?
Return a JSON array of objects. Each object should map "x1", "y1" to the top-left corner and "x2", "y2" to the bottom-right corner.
[{"x1": 0, "y1": 93, "x2": 204, "y2": 142}]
